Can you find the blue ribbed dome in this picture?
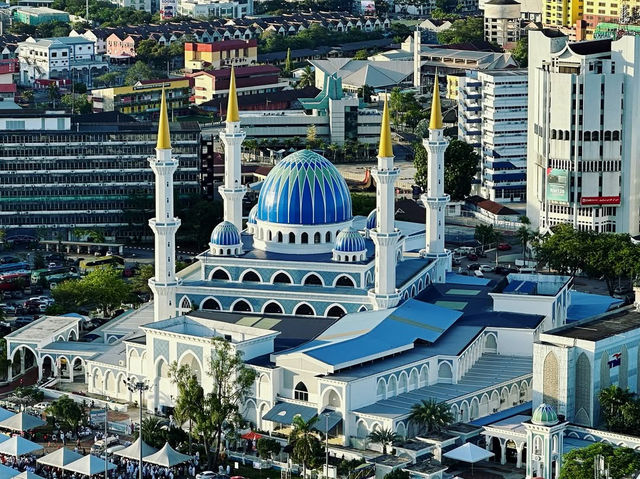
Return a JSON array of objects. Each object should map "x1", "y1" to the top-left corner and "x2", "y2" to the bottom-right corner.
[
  {"x1": 248, "y1": 205, "x2": 258, "y2": 224},
  {"x1": 210, "y1": 221, "x2": 241, "y2": 246},
  {"x1": 335, "y1": 227, "x2": 366, "y2": 253},
  {"x1": 366, "y1": 209, "x2": 377, "y2": 229},
  {"x1": 256, "y1": 150, "x2": 352, "y2": 225}
]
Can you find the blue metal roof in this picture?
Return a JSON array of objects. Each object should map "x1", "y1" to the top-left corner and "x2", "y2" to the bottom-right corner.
[
  {"x1": 567, "y1": 291, "x2": 623, "y2": 322},
  {"x1": 469, "y1": 402, "x2": 532, "y2": 426},
  {"x1": 304, "y1": 299, "x2": 462, "y2": 368},
  {"x1": 446, "y1": 272, "x2": 490, "y2": 286},
  {"x1": 503, "y1": 280, "x2": 536, "y2": 294},
  {"x1": 262, "y1": 402, "x2": 317, "y2": 425},
  {"x1": 315, "y1": 410, "x2": 343, "y2": 433}
]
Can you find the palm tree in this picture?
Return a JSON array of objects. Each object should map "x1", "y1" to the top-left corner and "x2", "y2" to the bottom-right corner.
[
  {"x1": 289, "y1": 415, "x2": 320, "y2": 478},
  {"x1": 297, "y1": 65, "x2": 314, "y2": 89},
  {"x1": 137, "y1": 416, "x2": 165, "y2": 449},
  {"x1": 368, "y1": 427, "x2": 398, "y2": 454},
  {"x1": 328, "y1": 143, "x2": 339, "y2": 161},
  {"x1": 599, "y1": 385, "x2": 634, "y2": 422},
  {"x1": 409, "y1": 399, "x2": 454, "y2": 435},
  {"x1": 516, "y1": 225, "x2": 532, "y2": 262}
]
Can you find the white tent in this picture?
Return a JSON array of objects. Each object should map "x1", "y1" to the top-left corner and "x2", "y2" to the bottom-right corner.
[
  {"x1": 114, "y1": 438, "x2": 158, "y2": 461},
  {"x1": 143, "y1": 443, "x2": 192, "y2": 467},
  {"x1": 63, "y1": 455, "x2": 117, "y2": 476},
  {"x1": 0, "y1": 414, "x2": 45, "y2": 432},
  {"x1": 0, "y1": 464, "x2": 19, "y2": 479},
  {"x1": 13, "y1": 471, "x2": 47, "y2": 479},
  {"x1": 0, "y1": 437, "x2": 43, "y2": 457},
  {"x1": 37, "y1": 448, "x2": 83, "y2": 468},
  {"x1": 444, "y1": 442, "x2": 494, "y2": 477}
]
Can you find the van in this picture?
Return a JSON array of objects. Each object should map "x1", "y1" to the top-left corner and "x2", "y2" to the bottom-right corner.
[
  {"x1": 518, "y1": 267, "x2": 536, "y2": 274},
  {"x1": 90, "y1": 436, "x2": 119, "y2": 455},
  {"x1": 455, "y1": 246, "x2": 476, "y2": 255}
]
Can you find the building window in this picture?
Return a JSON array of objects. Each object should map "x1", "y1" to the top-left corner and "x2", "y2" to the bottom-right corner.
[{"x1": 294, "y1": 382, "x2": 308, "y2": 401}]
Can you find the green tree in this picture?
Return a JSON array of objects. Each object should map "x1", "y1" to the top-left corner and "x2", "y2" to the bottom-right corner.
[
  {"x1": 94, "y1": 72, "x2": 119, "y2": 87},
  {"x1": 437, "y1": 17, "x2": 484, "y2": 44},
  {"x1": 256, "y1": 437, "x2": 281, "y2": 460},
  {"x1": 48, "y1": 83, "x2": 60, "y2": 108},
  {"x1": 169, "y1": 362, "x2": 204, "y2": 454},
  {"x1": 383, "y1": 469, "x2": 410, "y2": 479},
  {"x1": 124, "y1": 61, "x2": 154, "y2": 86},
  {"x1": 599, "y1": 386, "x2": 635, "y2": 433},
  {"x1": 444, "y1": 139, "x2": 479, "y2": 200},
  {"x1": 297, "y1": 65, "x2": 314, "y2": 89},
  {"x1": 130, "y1": 264, "x2": 154, "y2": 294},
  {"x1": 512, "y1": 36, "x2": 528, "y2": 67},
  {"x1": 61, "y1": 93, "x2": 92, "y2": 114},
  {"x1": 368, "y1": 427, "x2": 398, "y2": 454},
  {"x1": 475, "y1": 224, "x2": 499, "y2": 254},
  {"x1": 284, "y1": 47, "x2": 292, "y2": 74},
  {"x1": 409, "y1": 399, "x2": 454, "y2": 434},
  {"x1": 516, "y1": 225, "x2": 533, "y2": 261},
  {"x1": 559, "y1": 442, "x2": 640, "y2": 479},
  {"x1": 289, "y1": 416, "x2": 322, "y2": 477},
  {"x1": 353, "y1": 48, "x2": 370, "y2": 60},
  {"x1": 350, "y1": 193, "x2": 376, "y2": 217},
  {"x1": 306, "y1": 124, "x2": 317, "y2": 145},
  {"x1": 9, "y1": 22, "x2": 36, "y2": 35},
  {"x1": 46, "y1": 395, "x2": 85, "y2": 436},
  {"x1": 33, "y1": 252, "x2": 46, "y2": 270},
  {"x1": 413, "y1": 142, "x2": 429, "y2": 191},
  {"x1": 133, "y1": 416, "x2": 167, "y2": 449},
  {"x1": 0, "y1": 339, "x2": 12, "y2": 381},
  {"x1": 20, "y1": 89, "x2": 34, "y2": 106}
]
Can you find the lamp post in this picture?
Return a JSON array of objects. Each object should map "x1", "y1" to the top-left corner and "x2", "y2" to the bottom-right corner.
[
  {"x1": 323, "y1": 413, "x2": 329, "y2": 479},
  {"x1": 124, "y1": 378, "x2": 150, "y2": 479}
]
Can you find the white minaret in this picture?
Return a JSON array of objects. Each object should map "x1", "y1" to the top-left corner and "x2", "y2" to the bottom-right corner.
[
  {"x1": 421, "y1": 73, "x2": 452, "y2": 282},
  {"x1": 369, "y1": 99, "x2": 401, "y2": 310},
  {"x1": 219, "y1": 67, "x2": 246, "y2": 232},
  {"x1": 413, "y1": 27, "x2": 422, "y2": 90},
  {"x1": 148, "y1": 89, "x2": 181, "y2": 323}
]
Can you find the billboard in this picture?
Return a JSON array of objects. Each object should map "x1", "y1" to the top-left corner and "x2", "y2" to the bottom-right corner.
[
  {"x1": 160, "y1": 0, "x2": 176, "y2": 20},
  {"x1": 360, "y1": 0, "x2": 375, "y2": 14},
  {"x1": 580, "y1": 196, "x2": 621, "y2": 206},
  {"x1": 546, "y1": 168, "x2": 569, "y2": 203}
]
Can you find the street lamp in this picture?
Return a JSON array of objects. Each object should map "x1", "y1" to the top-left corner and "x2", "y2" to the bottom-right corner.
[
  {"x1": 124, "y1": 377, "x2": 150, "y2": 479},
  {"x1": 323, "y1": 413, "x2": 329, "y2": 479}
]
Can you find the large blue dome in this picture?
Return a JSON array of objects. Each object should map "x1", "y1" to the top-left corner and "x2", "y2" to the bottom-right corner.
[
  {"x1": 210, "y1": 221, "x2": 241, "y2": 246},
  {"x1": 366, "y1": 209, "x2": 377, "y2": 230},
  {"x1": 247, "y1": 205, "x2": 258, "y2": 224},
  {"x1": 334, "y1": 227, "x2": 366, "y2": 252},
  {"x1": 256, "y1": 150, "x2": 352, "y2": 225}
]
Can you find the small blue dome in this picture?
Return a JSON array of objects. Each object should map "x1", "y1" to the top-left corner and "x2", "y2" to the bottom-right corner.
[
  {"x1": 256, "y1": 150, "x2": 352, "y2": 226},
  {"x1": 248, "y1": 205, "x2": 258, "y2": 224},
  {"x1": 210, "y1": 221, "x2": 241, "y2": 246},
  {"x1": 531, "y1": 403, "x2": 559, "y2": 426},
  {"x1": 366, "y1": 209, "x2": 377, "y2": 230},
  {"x1": 335, "y1": 227, "x2": 366, "y2": 253}
]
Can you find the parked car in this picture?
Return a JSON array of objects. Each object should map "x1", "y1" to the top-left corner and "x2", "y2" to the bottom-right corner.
[
  {"x1": 474, "y1": 269, "x2": 485, "y2": 278},
  {"x1": 479, "y1": 265, "x2": 494, "y2": 272},
  {"x1": 467, "y1": 253, "x2": 478, "y2": 261},
  {"x1": 498, "y1": 243, "x2": 512, "y2": 251},
  {"x1": 495, "y1": 266, "x2": 519, "y2": 275},
  {"x1": 33, "y1": 401, "x2": 50, "y2": 412},
  {"x1": 196, "y1": 472, "x2": 217, "y2": 479},
  {"x1": 0, "y1": 304, "x2": 16, "y2": 315},
  {"x1": 467, "y1": 263, "x2": 481, "y2": 271},
  {"x1": 518, "y1": 267, "x2": 536, "y2": 274},
  {"x1": 452, "y1": 257, "x2": 462, "y2": 266}
]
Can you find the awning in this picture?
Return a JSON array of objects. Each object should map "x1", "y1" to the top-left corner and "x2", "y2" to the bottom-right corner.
[
  {"x1": 313, "y1": 410, "x2": 342, "y2": 433},
  {"x1": 262, "y1": 402, "x2": 317, "y2": 425}
]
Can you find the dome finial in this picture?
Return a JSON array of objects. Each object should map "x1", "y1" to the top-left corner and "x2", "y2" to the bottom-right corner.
[
  {"x1": 157, "y1": 88, "x2": 171, "y2": 150},
  {"x1": 378, "y1": 96, "x2": 393, "y2": 158},
  {"x1": 226, "y1": 66, "x2": 240, "y2": 123},
  {"x1": 429, "y1": 70, "x2": 443, "y2": 130}
]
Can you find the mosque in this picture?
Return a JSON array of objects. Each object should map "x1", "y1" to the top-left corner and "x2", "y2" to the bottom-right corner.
[{"x1": 7, "y1": 70, "x2": 640, "y2": 479}]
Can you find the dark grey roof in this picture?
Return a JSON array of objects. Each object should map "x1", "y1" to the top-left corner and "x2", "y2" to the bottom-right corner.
[
  {"x1": 546, "y1": 309, "x2": 640, "y2": 342},
  {"x1": 568, "y1": 39, "x2": 612, "y2": 55},
  {"x1": 485, "y1": 0, "x2": 520, "y2": 5}
]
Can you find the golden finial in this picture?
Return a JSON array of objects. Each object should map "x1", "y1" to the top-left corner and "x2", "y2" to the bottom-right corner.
[
  {"x1": 378, "y1": 96, "x2": 393, "y2": 158},
  {"x1": 156, "y1": 88, "x2": 171, "y2": 150},
  {"x1": 226, "y1": 66, "x2": 240, "y2": 123},
  {"x1": 429, "y1": 72, "x2": 443, "y2": 130}
]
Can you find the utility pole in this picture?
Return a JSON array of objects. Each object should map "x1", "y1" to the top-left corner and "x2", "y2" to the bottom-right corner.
[
  {"x1": 104, "y1": 404, "x2": 109, "y2": 479},
  {"x1": 324, "y1": 413, "x2": 329, "y2": 479},
  {"x1": 124, "y1": 377, "x2": 150, "y2": 479}
]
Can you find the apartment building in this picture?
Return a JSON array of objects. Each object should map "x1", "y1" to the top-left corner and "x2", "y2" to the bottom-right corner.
[
  {"x1": 527, "y1": 30, "x2": 640, "y2": 234},
  {"x1": 458, "y1": 69, "x2": 528, "y2": 202},
  {"x1": 184, "y1": 39, "x2": 257, "y2": 72},
  {"x1": 0, "y1": 110, "x2": 200, "y2": 239},
  {"x1": 192, "y1": 65, "x2": 285, "y2": 105},
  {"x1": 484, "y1": 0, "x2": 522, "y2": 47}
]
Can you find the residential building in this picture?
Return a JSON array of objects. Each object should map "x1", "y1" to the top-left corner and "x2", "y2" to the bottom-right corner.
[
  {"x1": 13, "y1": 6, "x2": 68, "y2": 25},
  {"x1": 17, "y1": 36, "x2": 108, "y2": 87},
  {"x1": 541, "y1": 0, "x2": 583, "y2": 36},
  {"x1": 527, "y1": 30, "x2": 640, "y2": 234},
  {"x1": 91, "y1": 77, "x2": 192, "y2": 120},
  {"x1": 192, "y1": 65, "x2": 285, "y2": 105},
  {"x1": 458, "y1": 69, "x2": 528, "y2": 202},
  {"x1": 109, "y1": 0, "x2": 151, "y2": 12},
  {"x1": 418, "y1": 18, "x2": 453, "y2": 43},
  {"x1": 0, "y1": 110, "x2": 200, "y2": 239},
  {"x1": 184, "y1": 39, "x2": 257, "y2": 72},
  {"x1": 105, "y1": 33, "x2": 138, "y2": 59},
  {"x1": 178, "y1": 0, "x2": 252, "y2": 19},
  {"x1": 484, "y1": 0, "x2": 522, "y2": 47}
]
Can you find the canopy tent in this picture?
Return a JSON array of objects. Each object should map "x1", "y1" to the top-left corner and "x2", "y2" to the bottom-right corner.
[
  {"x1": 113, "y1": 438, "x2": 158, "y2": 461},
  {"x1": 63, "y1": 455, "x2": 116, "y2": 476},
  {"x1": 143, "y1": 443, "x2": 192, "y2": 467},
  {"x1": 0, "y1": 409, "x2": 14, "y2": 422},
  {"x1": 0, "y1": 436, "x2": 43, "y2": 457},
  {"x1": 37, "y1": 448, "x2": 83, "y2": 468},
  {"x1": 0, "y1": 414, "x2": 45, "y2": 432},
  {"x1": 0, "y1": 464, "x2": 18, "y2": 479},
  {"x1": 240, "y1": 432, "x2": 262, "y2": 441},
  {"x1": 13, "y1": 472, "x2": 46, "y2": 479},
  {"x1": 444, "y1": 442, "x2": 494, "y2": 477}
]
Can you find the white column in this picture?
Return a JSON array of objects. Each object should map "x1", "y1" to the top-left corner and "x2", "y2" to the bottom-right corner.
[
  {"x1": 219, "y1": 120, "x2": 247, "y2": 232},
  {"x1": 148, "y1": 147, "x2": 181, "y2": 323},
  {"x1": 422, "y1": 127, "x2": 449, "y2": 257},
  {"x1": 413, "y1": 29, "x2": 421, "y2": 89}
]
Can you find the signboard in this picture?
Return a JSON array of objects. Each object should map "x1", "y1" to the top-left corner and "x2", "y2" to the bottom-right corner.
[
  {"x1": 546, "y1": 168, "x2": 569, "y2": 203},
  {"x1": 608, "y1": 353, "x2": 622, "y2": 368},
  {"x1": 159, "y1": 0, "x2": 176, "y2": 20},
  {"x1": 360, "y1": 0, "x2": 375, "y2": 14},
  {"x1": 108, "y1": 421, "x2": 130, "y2": 434},
  {"x1": 580, "y1": 196, "x2": 621, "y2": 206},
  {"x1": 90, "y1": 409, "x2": 106, "y2": 425}
]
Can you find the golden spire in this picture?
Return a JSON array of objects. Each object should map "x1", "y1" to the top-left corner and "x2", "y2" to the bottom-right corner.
[
  {"x1": 378, "y1": 96, "x2": 393, "y2": 158},
  {"x1": 429, "y1": 72, "x2": 443, "y2": 130},
  {"x1": 156, "y1": 88, "x2": 171, "y2": 150},
  {"x1": 226, "y1": 66, "x2": 240, "y2": 123}
]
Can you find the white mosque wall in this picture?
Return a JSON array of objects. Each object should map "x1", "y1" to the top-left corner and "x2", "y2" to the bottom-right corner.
[{"x1": 495, "y1": 328, "x2": 535, "y2": 357}]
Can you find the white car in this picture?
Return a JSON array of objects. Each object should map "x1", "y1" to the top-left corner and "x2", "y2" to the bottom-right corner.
[
  {"x1": 0, "y1": 304, "x2": 16, "y2": 314},
  {"x1": 473, "y1": 269, "x2": 485, "y2": 278},
  {"x1": 196, "y1": 472, "x2": 217, "y2": 479},
  {"x1": 479, "y1": 265, "x2": 494, "y2": 272},
  {"x1": 33, "y1": 402, "x2": 50, "y2": 411}
]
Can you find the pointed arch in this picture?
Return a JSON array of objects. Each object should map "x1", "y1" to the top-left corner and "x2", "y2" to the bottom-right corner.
[
  {"x1": 543, "y1": 351, "x2": 559, "y2": 409},
  {"x1": 179, "y1": 295, "x2": 192, "y2": 314},
  {"x1": 271, "y1": 270, "x2": 293, "y2": 284},
  {"x1": 409, "y1": 368, "x2": 419, "y2": 391},
  {"x1": 575, "y1": 352, "x2": 591, "y2": 426},
  {"x1": 178, "y1": 350, "x2": 203, "y2": 382},
  {"x1": 438, "y1": 362, "x2": 453, "y2": 383},
  {"x1": 376, "y1": 378, "x2": 386, "y2": 400},
  {"x1": 470, "y1": 397, "x2": 479, "y2": 420},
  {"x1": 419, "y1": 365, "x2": 429, "y2": 387},
  {"x1": 209, "y1": 267, "x2": 231, "y2": 280},
  {"x1": 600, "y1": 349, "x2": 611, "y2": 390},
  {"x1": 325, "y1": 304, "x2": 347, "y2": 318},
  {"x1": 387, "y1": 375, "x2": 398, "y2": 398},
  {"x1": 398, "y1": 371, "x2": 408, "y2": 394},
  {"x1": 231, "y1": 299, "x2": 253, "y2": 312},
  {"x1": 294, "y1": 381, "x2": 309, "y2": 401},
  {"x1": 334, "y1": 275, "x2": 356, "y2": 287},
  {"x1": 484, "y1": 333, "x2": 497, "y2": 353},
  {"x1": 262, "y1": 301, "x2": 284, "y2": 314},
  {"x1": 155, "y1": 357, "x2": 169, "y2": 378},
  {"x1": 200, "y1": 297, "x2": 221, "y2": 310},
  {"x1": 302, "y1": 272, "x2": 324, "y2": 286},
  {"x1": 619, "y1": 345, "x2": 628, "y2": 390},
  {"x1": 240, "y1": 269, "x2": 263, "y2": 283},
  {"x1": 294, "y1": 302, "x2": 315, "y2": 316}
]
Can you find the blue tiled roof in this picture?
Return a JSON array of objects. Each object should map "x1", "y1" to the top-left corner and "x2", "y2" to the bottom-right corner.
[
  {"x1": 334, "y1": 227, "x2": 366, "y2": 253},
  {"x1": 247, "y1": 205, "x2": 258, "y2": 224},
  {"x1": 262, "y1": 402, "x2": 317, "y2": 425},
  {"x1": 210, "y1": 221, "x2": 241, "y2": 246},
  {"x1": 256, "y1": 150, "x2": 352, "y2": 226}
]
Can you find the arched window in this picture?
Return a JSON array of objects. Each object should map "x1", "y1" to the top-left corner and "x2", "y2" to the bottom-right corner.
[
  {"x1": 613, "y1": 131, "x2": 620, "y2": 140},
  {"x1": 325, "y1": 231, "x2": 332, "y2": 242},
  {"x1": 211, "y1": 269, "x2": 230, "y2": 280},
  {"x1": 335, "y1": 275, "x2": 355, "y2": 287},
  {"x1": 564, "y1": 130, "x2": 570, "y2": 139},
  {"x1": 289, "y1": 232, "x2": 296, "y2": 244},
  {"x1": 303, "y1": 274, "x2": 323, "y2": 286},
  {"x1": 263, "y1": 302, "x2": 283, "y2": 314},
  {"x1": 277, "y1": 232, "x2": 283, "y2": 242},
  {"x1": 294, "y1": 303, "x2": 314, "y2": 316},
  {"x1": 241, "y1": 271, "x2": 261, "y2": 282},
  {"x1": 484, "y1": 334, "x2": 497, "y2": 353},
  {"x1": 551, "y1": 129, "x2": 557, "y2": 139},
  {"x1": 202, "y1": 298, "x2": 221, "y2": 310},
  {"x1": 273, "y1": 272, "x2": 292, "y2": 284},
  {"x1": 232, "y1": 300, "x2": 251, "y2": 312},
  {"x1": 301, "y1": 232, "x2": 308, "y2": 244},
  {"x1": 604, "y1": 131, "x2": 611, "y2": 141},
  {"x1": 314, "y1": 232, "x2": 321, "y2": 244},
  {"x1": 294, "y1": 382, "x2": 308, "y2": 401},
  {"x1": 574, "y1": 353, "x2": 591, "y2": 426},
  {"x1": 592, "y1": 131, "x2": 599, "y2": 141},
  {"x1": 543, "y1": 351, "x2": 559, "y2": 409},
  {"x1": 584, "y1": 131, "x2": 591, "y2": 141},
  {"x1": 267, "y1": 231, "x2": 272, "y2": 241},
  {"x1": 326, "y1": 305, "x2": 346, "y2": 318}
]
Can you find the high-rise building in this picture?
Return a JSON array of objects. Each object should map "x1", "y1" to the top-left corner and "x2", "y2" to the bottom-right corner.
[
  {"x1": 542, "y1": 0, "x2": 583, "y2": 30},
  {"x1": 458, "y1": 69, "x2": 528, "y2": 202},
  {"x1": 527, "y1": 30, "x2": 640, "y2": 234},
  {"x1": 483, "y1": 0, "x2": 522, "y2": 47},
  {"x1": 0, "y1": 110, "x2": 200, "y2": 239}
]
